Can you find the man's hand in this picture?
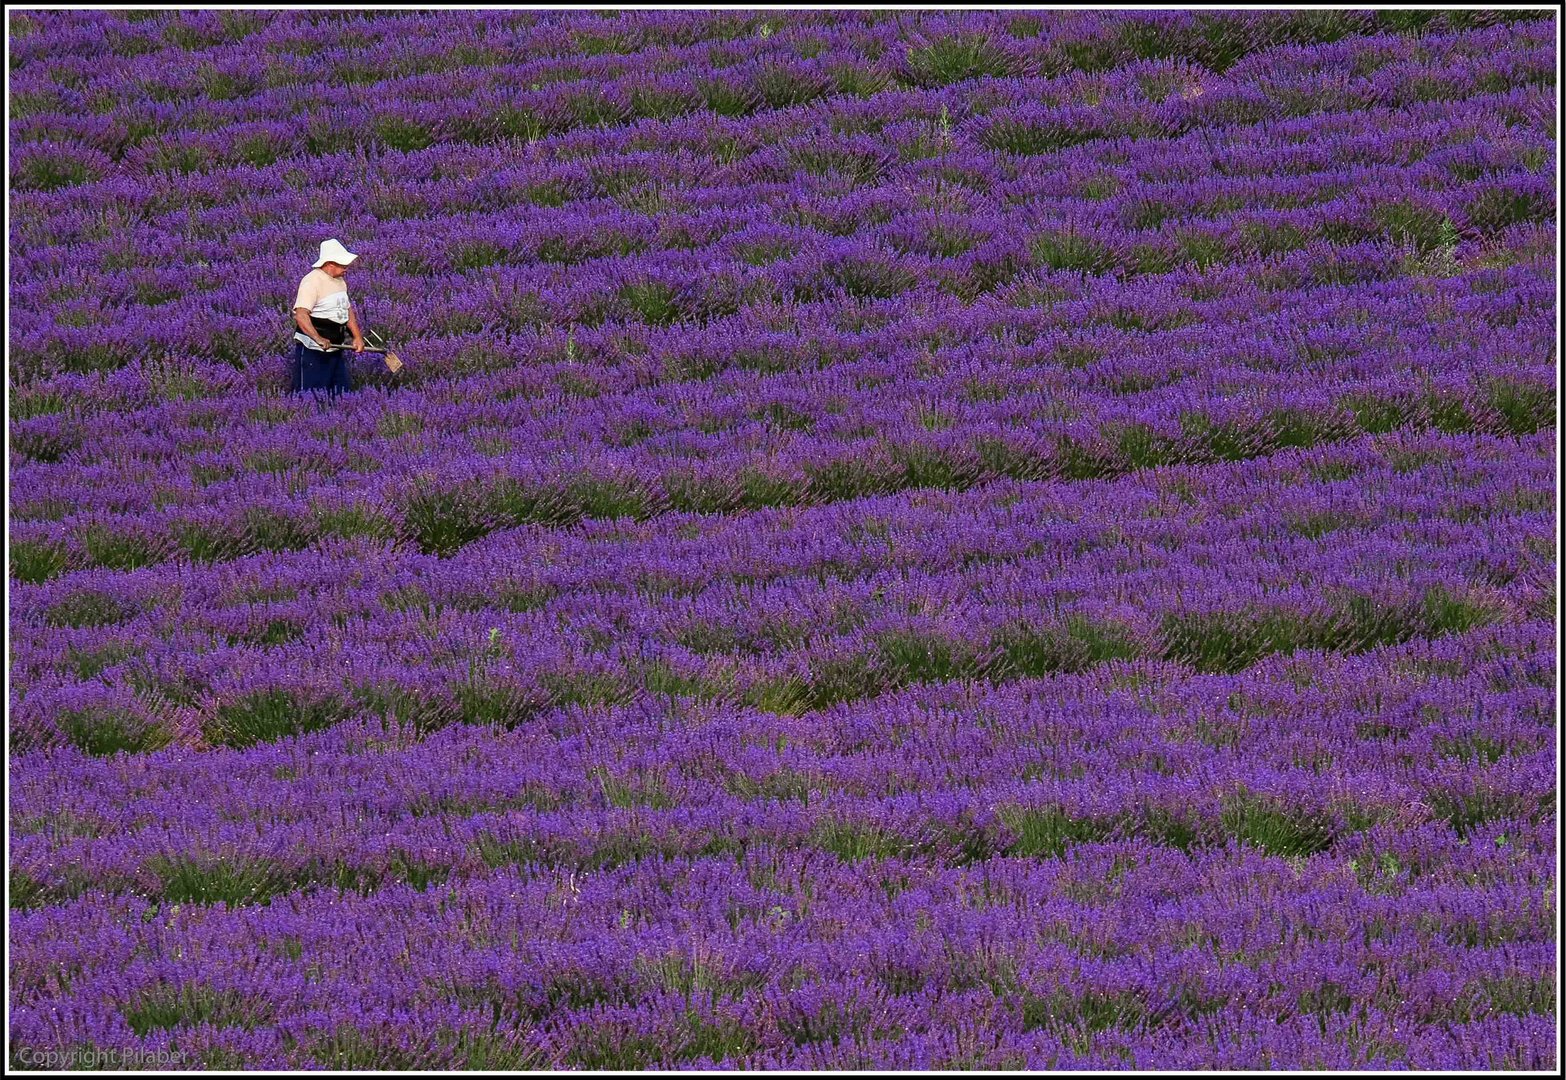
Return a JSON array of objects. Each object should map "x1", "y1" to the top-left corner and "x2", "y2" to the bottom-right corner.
[{"x1": 353, "y1": 336, "x2": 365, "y2": 353}]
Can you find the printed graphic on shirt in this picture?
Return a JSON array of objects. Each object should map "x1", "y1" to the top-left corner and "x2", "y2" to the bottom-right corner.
[{"x1": 293, "y1": 269, "x2": 351, "y2": 351}]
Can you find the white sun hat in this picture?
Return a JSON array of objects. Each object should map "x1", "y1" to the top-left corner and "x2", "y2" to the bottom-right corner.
[{"x1": 312, "y1": 238, "x2": 358, "y2": 268}]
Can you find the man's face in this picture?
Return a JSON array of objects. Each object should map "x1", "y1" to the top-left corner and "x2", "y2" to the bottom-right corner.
[{"x1": 323, "y1": 262, "x2": 349, "y2": 278}]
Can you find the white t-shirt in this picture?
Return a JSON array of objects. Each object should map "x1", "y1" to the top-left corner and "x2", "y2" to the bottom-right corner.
[{"x1": 293, "y1": 268, "x2": 351, "y2": 351}]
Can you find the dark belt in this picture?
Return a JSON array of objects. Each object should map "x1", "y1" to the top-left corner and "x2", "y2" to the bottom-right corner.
[
  {"x1": 308, "y1": 315, "x2": 348, "y2": 345},
  {"x1": 290, "y1": 314, "x2": 348, "y2": 346}
]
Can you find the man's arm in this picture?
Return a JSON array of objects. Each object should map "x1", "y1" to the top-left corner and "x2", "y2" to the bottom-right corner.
[
  {"x1": 346, "y1": 305, "x2": 364, "y2": 352},
  {"x1": 294, "y1": 307, "x2": 330, "y2": 347}
]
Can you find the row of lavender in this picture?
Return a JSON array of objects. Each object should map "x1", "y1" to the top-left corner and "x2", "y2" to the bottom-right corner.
[
  {"x1": 10, "y1": 429, "x2": 1553, "y2": 753},
  {"x1": 12, "y1": 846, "x2": 1554, "y2": 1070},
  {"x1": 13, "y1": 607, "x2": 1554, "y2": 906},
  {"x1": 10, "y1": 19, "x2": 1553, "y2": 579},
  {"x1": 12, "y1": 92, "x2": 1553, "y2": 329},
  {"x1": 12, "y1": 11, "x2": 1547, "y2": 167},
  {"x1": 11, "y1": 41, "x2": 1553, "y2": 386},
  {"x1": 11, "y1": 251, "x2": 1555, "y2": 578},
  {"x1": 11, "y1": 626, "x2": 1554, "y2": 1068},
  {"x1": 9, "y1": 8, "x2": 1557, "y2": 1072},
  {"x1": 13, "y1": 25, "x2": 1552, "y2": 230}
]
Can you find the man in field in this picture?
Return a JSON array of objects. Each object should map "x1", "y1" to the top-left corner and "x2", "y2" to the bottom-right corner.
[{"x1": 291, "y1": 238, "x2": 364, "y2": 395}]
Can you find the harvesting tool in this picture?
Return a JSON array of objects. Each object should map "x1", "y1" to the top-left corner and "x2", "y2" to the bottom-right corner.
[
  {"x1": 355, "y1": 328, "x2": 405, "y2": 373},
  {"x1": 289, "y1": 321, "x2": 404, "y2": 372}
]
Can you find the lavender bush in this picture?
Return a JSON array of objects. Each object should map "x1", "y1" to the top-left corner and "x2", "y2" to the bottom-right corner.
[{"x1": 7, "y1": 8, "x2": 1557, "y2": 1071}]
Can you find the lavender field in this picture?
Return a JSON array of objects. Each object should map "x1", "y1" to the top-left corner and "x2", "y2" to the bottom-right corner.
[{"x1": 7, "y1": 8, "x2": 1560, "y2": 1070}]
